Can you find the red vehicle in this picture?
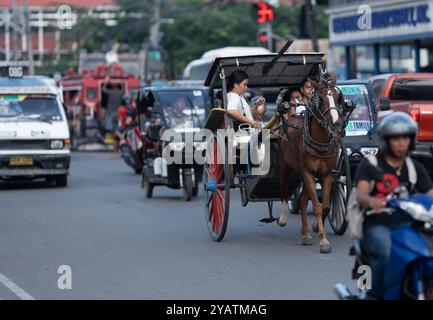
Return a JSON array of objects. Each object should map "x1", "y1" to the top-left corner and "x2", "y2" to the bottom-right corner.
[
  {"x1": 369, "y1": 73, "x2": 433, "y2": 176},
  {"x1": 61, "y1": 64, "x2": 141, "y2": 149}
]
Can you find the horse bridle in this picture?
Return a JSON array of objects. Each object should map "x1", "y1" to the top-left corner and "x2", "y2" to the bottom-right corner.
[
  {"x1": 302, "y1": 84, "x2": 347, "y2": 158},
  {"x1": 278, "y1": 82, "x2": 354, "y2": 158},
  {"x1": 306, "y1": 86, "x2": 344, "y2": 134}
]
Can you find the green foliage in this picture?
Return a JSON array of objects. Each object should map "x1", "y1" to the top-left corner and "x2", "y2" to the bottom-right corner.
[
  {"x1": 42, "y1": 1, "x2": 329, "y2": 78},
  {"x1": 35, "y1": 54, "x2": 77, "y2": 77},
  {"x1": 161, "y1": 2, "x2": 258, "y2": 77},
  {"x1": 161, "y1": 2, "x2": 329, "y2": 77}
]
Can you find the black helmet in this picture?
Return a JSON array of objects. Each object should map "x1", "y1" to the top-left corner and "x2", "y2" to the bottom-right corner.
[{"x1": 377, "y1": 112, "x2": 418, "y2": 151}]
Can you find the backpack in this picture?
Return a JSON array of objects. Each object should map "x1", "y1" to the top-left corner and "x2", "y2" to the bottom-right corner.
[{"x1": 346, "y1": 155, "x2": 417, "y2": 239}]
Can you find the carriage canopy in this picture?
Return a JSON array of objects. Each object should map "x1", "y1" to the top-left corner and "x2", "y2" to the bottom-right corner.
[{"x1": 204, "y1": 53, "x2": 326, "y2": 89}]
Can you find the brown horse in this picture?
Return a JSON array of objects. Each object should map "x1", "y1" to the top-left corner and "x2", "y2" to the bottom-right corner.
[{"x1": 277, "y1": 78, "x2": 348, "y2": 253}]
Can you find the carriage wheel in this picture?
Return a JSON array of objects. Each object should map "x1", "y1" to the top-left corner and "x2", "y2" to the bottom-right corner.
[
  {"x1": 328, "y1": 140, "x2": 351, "y2": 235},
  {"x1": 204, "y1": 134, "x2": 230, "y2": 241}
]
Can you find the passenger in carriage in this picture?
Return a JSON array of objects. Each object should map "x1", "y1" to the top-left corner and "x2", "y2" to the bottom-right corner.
[
  {"x1": 226, "y1": 70, "x2": 265, "y2": 131},
  {"x1": 299, "y1": 77, "x2": 314, "y2": 101},
  {"x1": 276, "y1": 88, "x2": 302, "y2": 116},
  {"x1": 276, "y1": 77, "x2": 314, "y2": 117}
]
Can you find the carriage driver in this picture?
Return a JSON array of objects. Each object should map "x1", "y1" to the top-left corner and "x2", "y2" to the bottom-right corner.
[
  {"x1": 276, "y1": 77, "x2": 313, "y2": 116},
  {"x1": 226, "y1": 70, "x2": 265, "y2": 131}
]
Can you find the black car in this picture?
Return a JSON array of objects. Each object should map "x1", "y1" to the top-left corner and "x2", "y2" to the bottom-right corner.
[{"x1": 337, "y1": 80, "x2": 381, "y2": 179}]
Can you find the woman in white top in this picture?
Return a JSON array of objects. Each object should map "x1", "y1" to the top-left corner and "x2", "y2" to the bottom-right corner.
[{"x1": 226, "y1": 70, "x2": 264, "y2": 130}]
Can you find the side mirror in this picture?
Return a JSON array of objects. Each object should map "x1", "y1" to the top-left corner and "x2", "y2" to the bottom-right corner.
[
  {"x1": 380, "y1": 97, "x2": 391, "y2": 111},
  {"x1": 146, "y1": 124, "x2": 161, "y2": 141}
]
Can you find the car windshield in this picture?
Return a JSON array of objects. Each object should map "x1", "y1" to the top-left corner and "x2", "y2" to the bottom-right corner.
[
  {"x1": 337, "y1": 84, "x2": 372, "y2": 136},
  {"x1": 0, "y1": 95, "x2": 62, "y2": 122},
  {"x1": 157, "y1": 90, "x2": 207, "y2": 129},
  {"x1": 390, "y1": 78, "x2": 433, "y2": 100}
]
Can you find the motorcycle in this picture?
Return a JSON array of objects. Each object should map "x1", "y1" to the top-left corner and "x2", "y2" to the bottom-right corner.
[
  {"x1": 119, "y1": 121, "x2": 144, "y2": 175},
  {"x1": 335, "y1": 189, "x2": 433, "y2": 300}
]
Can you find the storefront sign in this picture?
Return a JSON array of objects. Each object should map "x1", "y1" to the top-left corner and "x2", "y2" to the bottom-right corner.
[{"x1": 329, "y1": 0, "x2": 433, "y2": 45}]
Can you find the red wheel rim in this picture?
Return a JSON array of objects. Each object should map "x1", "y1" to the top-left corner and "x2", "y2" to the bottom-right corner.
[{"x1": 205, "y1": 139, "x2": 225, "y2": 237}]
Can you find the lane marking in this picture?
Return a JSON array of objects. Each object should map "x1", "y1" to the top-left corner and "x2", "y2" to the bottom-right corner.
[{"x1": 0, "y1": 273, "x2": 34, "y2": 300}]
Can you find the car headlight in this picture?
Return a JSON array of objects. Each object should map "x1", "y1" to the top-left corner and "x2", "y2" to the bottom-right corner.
[
  {"x1": 51, "y1": 139, "x2": 64, "y2": 149},
  {"x1": 168, "y1": 142, "x2": 185, "y2": 151},
  {"x1": 193, "y1": 142, "x2": 207, "y2": 151},
  {"x1": 360, "y1": 147, "x2": 379, "y2": 157}
]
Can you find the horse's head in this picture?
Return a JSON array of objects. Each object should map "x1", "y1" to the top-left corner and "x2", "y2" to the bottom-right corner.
[{"x1": 308, "y1": 77, "x2": 354, "y2": 135}]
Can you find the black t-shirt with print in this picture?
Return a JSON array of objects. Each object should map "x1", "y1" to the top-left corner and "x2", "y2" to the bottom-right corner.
[{"x1": 354, "y1": 152, "x2": 433, "y2": 229}]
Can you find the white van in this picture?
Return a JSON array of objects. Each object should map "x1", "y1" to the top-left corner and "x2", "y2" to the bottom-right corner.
[{"x1": 0, "y1": 70, "x2": 71, "y2": 187}]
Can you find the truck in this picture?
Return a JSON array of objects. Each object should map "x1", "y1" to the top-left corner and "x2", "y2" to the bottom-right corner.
[
  {"x1": 79, "y1": 49, "x2": 165, "y2": 84},
  {"x1": 369, "y1": 73, "x2": 433, "y2": 177},
  {"x1": 61, "y1": 64, "x2": 141, "y2": 150}
]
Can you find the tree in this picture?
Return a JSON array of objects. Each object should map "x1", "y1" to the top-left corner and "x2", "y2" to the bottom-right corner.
[{"x1": 161, "y1": 1, "x2": 258, "y2": 77}]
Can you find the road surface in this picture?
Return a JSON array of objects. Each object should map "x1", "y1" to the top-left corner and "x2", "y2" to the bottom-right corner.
[{"x1": 0, "y1": 152, "x2": 355, "y2": 299}]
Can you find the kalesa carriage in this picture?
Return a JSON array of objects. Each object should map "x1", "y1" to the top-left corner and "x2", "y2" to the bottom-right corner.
[{"x1": 202, "y1": 44, "x2": 356, "y2": 253}]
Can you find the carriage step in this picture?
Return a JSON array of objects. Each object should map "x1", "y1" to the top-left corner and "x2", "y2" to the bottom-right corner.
[{"x1": 259, "y1": 217, "x2": 278, "y2": 223}]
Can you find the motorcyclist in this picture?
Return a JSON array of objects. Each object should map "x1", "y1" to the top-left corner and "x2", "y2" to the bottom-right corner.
[{"x1": 354, "y1": 112, "x2": 433, "y2": 299}]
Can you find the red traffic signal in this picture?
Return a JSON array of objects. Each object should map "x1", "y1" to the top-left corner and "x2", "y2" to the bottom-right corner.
[
  {"x1": 258, "y1": 29, "x2": 268, "y2": 45},
  {"x1": 256, "y1": 2, "x2": 274, "y2": 24}
]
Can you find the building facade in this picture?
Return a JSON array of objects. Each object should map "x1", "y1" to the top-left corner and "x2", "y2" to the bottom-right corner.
[
  {"x1": 0, "y1": 0, "x2": 117, "y2": 68},
  {"x1": 327, "y1": 0, "x2": 433, "y2": 79}
]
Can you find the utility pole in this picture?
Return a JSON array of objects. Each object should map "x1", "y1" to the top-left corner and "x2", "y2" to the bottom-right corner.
[
  {"x1": 305, "y1": 0, "x2": 319, "y2": 52},
  {"x1": 11, "y1": 0, "x2": 19, "y2": 62},
  {"x1": 149, "y1": 0, "x2": 161, "y2": 48},
  {"x1": 25, "y1": 0, "x2": 34, "y2": 74}
]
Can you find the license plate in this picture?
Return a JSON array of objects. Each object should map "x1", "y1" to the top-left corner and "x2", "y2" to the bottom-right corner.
[{"x1": 9, "y1": 156, "x2": 33, "y2": 166}]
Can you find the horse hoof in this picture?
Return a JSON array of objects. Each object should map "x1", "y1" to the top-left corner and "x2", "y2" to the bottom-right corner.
[
  {"x1": 312, "y1": 221, "x2": 319, "y2": 233},
  {"x1": 302, "y1": 235, "x2": 313, "y2": 246},
  {"x1": 277, "y1": 203, "x2": 288, "y2": 227},
  {"x1": 320, "y1": 242, "x2": 332, "y2": 254},
  {"x1": 277, "y1": 218, "x2": 287, "y2": 227}
]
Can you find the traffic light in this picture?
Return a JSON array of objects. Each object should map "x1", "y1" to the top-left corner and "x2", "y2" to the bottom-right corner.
[
  {"x1": 256, "y1": 2, "x2": 274, "y2": 24},
  {"x1": 258, "y1": 29, "x2": 268, "y2": 46}
]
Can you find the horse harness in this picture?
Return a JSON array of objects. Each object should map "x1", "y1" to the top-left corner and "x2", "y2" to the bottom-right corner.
[{"x1": 279, "y1": 84, "x2": 349, "y2": 159}]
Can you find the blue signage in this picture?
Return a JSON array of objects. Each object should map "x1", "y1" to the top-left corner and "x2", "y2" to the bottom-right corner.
[{"x1": 333, "y1": 4, "x2": 431, "y2": 34}]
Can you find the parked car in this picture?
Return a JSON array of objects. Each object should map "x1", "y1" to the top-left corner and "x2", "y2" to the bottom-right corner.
[
  {"x1": 338, "y1": 80, "x2": 381, "y2": 178},
  {"x1": 369, "y1": 73, "x2": 433, "y2": 177}
]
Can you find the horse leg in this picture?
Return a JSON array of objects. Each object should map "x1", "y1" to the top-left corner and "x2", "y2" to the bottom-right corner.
[
  {"x1": 312, "y1": 175, "x2": 333, "y2": 232},
  {"x1": 302, "y1": 171, "x2": 331, "y2": 254},
  {"x1": 299, "y1": 186, "x2": 312, "y2": 245},
  {"x1": 320, "y1": 174, "x2": 333, "y2": 225}
]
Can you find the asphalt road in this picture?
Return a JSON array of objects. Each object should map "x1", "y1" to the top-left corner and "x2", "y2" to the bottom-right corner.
[{"x1": 0, "y1": 152, "x2": 355, "y2": 299}]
